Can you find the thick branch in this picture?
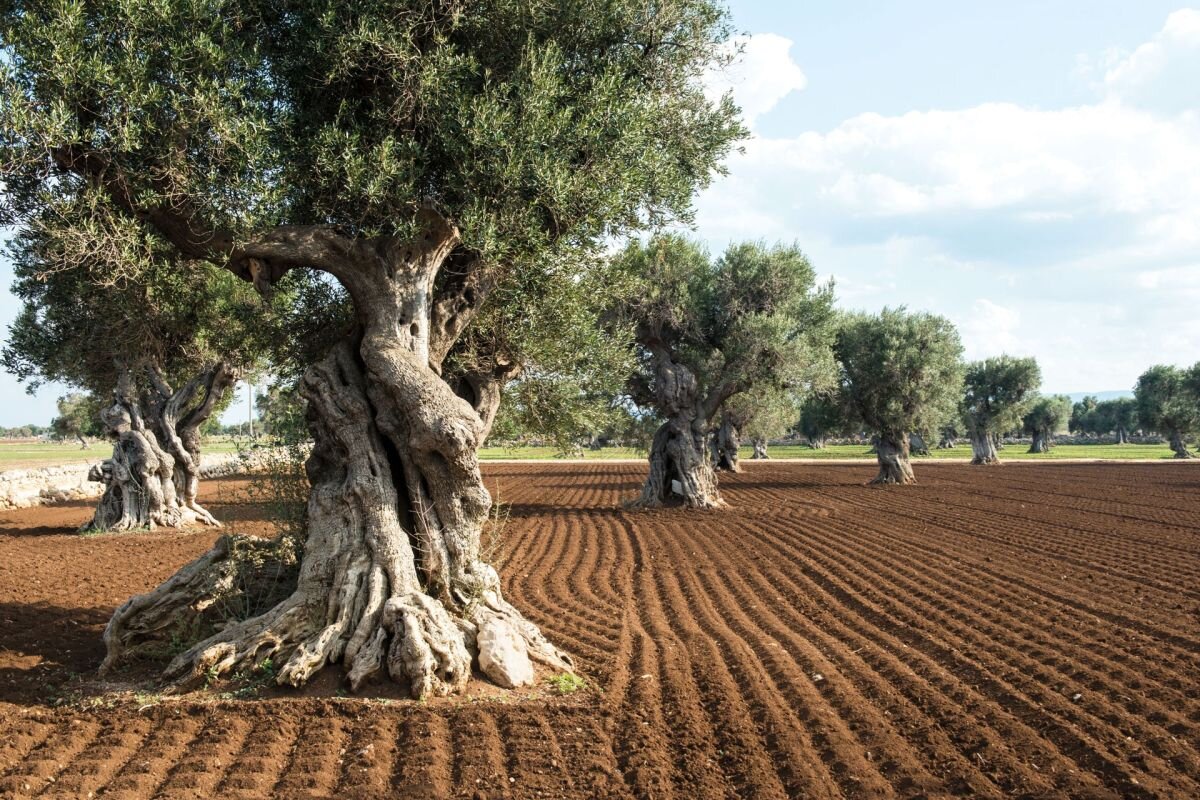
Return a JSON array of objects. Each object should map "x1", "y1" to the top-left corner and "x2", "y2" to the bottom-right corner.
[{"x1": 50, "y1": 146, "x2": 234, "y2": 261}]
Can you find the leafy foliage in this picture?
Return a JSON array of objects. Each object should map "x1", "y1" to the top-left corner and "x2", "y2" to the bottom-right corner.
[
  {"x1": 1022, "y1": 394, "x2": 1072, "y2": 438},
  {"x1": 1135, "y1": 365, "x2": 1197, "y2": 439},
  {"x1": 50, "y1": 393, "x2": 104, "y2": 442},
  {"x1": 961, "y1": 356, "x2": 1042, "y2": 438}
]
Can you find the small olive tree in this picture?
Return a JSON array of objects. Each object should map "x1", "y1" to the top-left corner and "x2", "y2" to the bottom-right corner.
[
  {"x1": 961, "y1": 356, "x2": 1041, "y2": 464},
  {"x1": 834, "y1": 309, "x2": 964, "y2": 485},
  {"x1": 619, "y1": 237, "x2": 834, "y2": 506},
  {"x1": 1022, "y1": 394, "x2": 1072, "y2": 453},
  {"x1": 1135, "y1": 365, "x2": 1196, "y2": 458}
]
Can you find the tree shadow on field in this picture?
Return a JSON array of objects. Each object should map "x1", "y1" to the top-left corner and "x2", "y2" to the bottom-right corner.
[{"x1": 0, "y1": 599, "x2": 111, "y2": 706}]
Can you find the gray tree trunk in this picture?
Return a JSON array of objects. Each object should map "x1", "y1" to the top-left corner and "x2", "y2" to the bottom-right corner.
[
  {"x1": 872, "y1": 432, "x2": 915, "y2": 485},
  {"x1": 712, "y1": 413, "x2": 741, "y2": 473},
  {"x1": 806, "y1": 435, "x2": 826, "y2": 450},
  {"x1": 909, "y1": 432, "x2": 930, "y2": 456},
  {"x1": 937, "y1": 433, "x2": 956, "y2": 449},
  {"x1": 970, "y1": 430, "x2": 1001, "y2": 464},
  {"x1": 750, "y1": 438, "x2": 769, "y2": 459},
  {"x1": 1028, "y1": 430, "x2": 1050, "y2": 454},
  {"x1": 1169, "y1": 429, "x2": 1194, "y2": 459},
  {"x1": 636, "y1": 350, "x2": 724, "y2": 508},
  {"x1": 1115, "y1": 426, "x2": 1129, "y2": 445},
  {"x1": 102, "y1": 220, "x2": 570, "y2": 698}
]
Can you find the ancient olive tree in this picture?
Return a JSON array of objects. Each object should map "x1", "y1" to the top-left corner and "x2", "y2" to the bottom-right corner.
[
  {"x1": 619, "y1": 237, "x2": 834, "y2": 506},
  {"x1": 834, "y1": 309, "x2": 964, "y2": 485},
  {"x1": 1, "y1": 0, "x2": 741, "y2": 695},
  {"x1": 2, "y1": 213, "x2": 261, "y2": 530},
  {"x1": 1094, "y1": 398, "x2": 1138, "y2": 444},
  {"x1": 1022, "y1": 394, "x2": 1072, "y2": 453},
  {"x1": 961, "y1": 356, "x2": 1041, "y2": 465},
  {"x1": 1135, "y1": 365, "x2": 1196, "y2": 458}
]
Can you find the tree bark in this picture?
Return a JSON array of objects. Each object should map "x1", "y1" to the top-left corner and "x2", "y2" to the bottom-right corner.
[
  {"x1": 806, "y1": 435, "x2": 826, "y2": 450},
  {"x1": 634, "y1": 347, "x2": 724, "y2": 509},
  {"x1": 970, "y1": 430, "x2": 1001, "y2": 465},
  {"x1": 1115, "y1": 426, "x2": 1128, "y2": 445},
  {"x1": 1028, "y1": 429, "x2": 1050, "y2": 454},
  {"x1": 1169, "y1": 430, "x2": 1194, "y2": 459},
  {"x1": 909, "y1": 432, "x2": 930, "y2": 456},
  {"x1": 750, "y1": 438, "x2": 769, "y2": 459},
  {"x1": 147, "y1": 362, "x2": 237, "y2": 527},
  {"x1": 712, "y1": 413, "x2": 741, "y2": 473},
  {"x1": 872, "y1": 432, "x2": 915, "y2": 485},
  {"x1": 937, "y1": 434, "x2": 956, "y2": 449},
  {"x1": 102, "y1": 221, "x2": 570, "y2": 698}
]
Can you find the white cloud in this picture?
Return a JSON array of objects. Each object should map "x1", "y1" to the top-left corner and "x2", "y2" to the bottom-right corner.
[
  {"x1": 705, "y1": 33, "x2": 807, "y2": 129},
  {"x1": 694, "y1": 9, "x2": 1200, "y2": 393},
  {"x1": 1072, "y1": 8, "x2": 1200, "y2": 113}
]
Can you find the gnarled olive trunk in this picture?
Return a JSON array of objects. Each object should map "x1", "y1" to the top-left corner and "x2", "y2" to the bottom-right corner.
[
  {"x1": 872, "y1": 432, "x2": 915, "y2": 485},
  {"x1": 1028, "y1": 429, "x2": 1051, "y2": 454},
  {"x1": 83, "y1": 365, "x2": 230, "y2": 532},
  {"x1": 909, "y1": 431, "x2": 930, "y2": 456},
  {"x1": 636, "y1": 351, "x2": 724, "y2": 509},
  {"x1": 937, "y1": 433, "x2": 956, "y2": 449},
  {"x1": 1115, "y1": 426, "x2": 1129, "y2": 445},
  {"x1": 102, "y1": 223, "x2": 569, "y2": 698},
  {"x1": 712, "y1": 413, "x2": 741, "y2": 473},
  {"x1": 1169, "y1": 430, "x2": 1194, "y2": 459},
  {"x1": 970, "y1": 431, "x2": 1001, "y2": 464},
  {"x1": 806, "y1": 435, "x2": 826, "y2": 450},
  {"x1": 751, "y1": 437, "x2": 769, "y2": 459}
]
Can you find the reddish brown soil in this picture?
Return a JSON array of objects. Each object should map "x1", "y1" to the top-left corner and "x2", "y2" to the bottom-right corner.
[{"x1": 1, "y1": 463, "x2": 1198, "y2": 799}]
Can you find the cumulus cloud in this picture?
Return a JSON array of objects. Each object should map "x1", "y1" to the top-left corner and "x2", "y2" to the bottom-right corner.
[
  {"x1": 705, "y1": 33, "x2": 807, "y2": 129},
  {"x1": 694, "y1": 13, "x2": 1200, "y2": 392},
  {"x1": 1077, "y1": 8, "x2": 1200, "y2": 112}
]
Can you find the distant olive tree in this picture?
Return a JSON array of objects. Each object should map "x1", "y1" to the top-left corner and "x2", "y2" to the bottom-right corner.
[
  {"x1": 51, "y1": 393, "x2": 104, "y2": 448},
  {"x1": 1094, "y1": 398, "x2": 1138, "y2": 443},
  {"x1": 961, "y1": 356, "x2": 1041, "y2": 465},
  {"x1": 834, "y1": 309, "x2": 964, "y2": 485},
  {"x1": 1022, "y1": 394, "x2": 1072, "y2": 454},
  {"x1": 619, "y1": 237, "x2": 835, "y2": 506},
  {"x1": 1135, "y1": 365, "x2": 1196, "y2": 458}
]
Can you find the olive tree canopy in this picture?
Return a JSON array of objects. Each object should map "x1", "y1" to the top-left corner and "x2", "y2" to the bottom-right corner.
[
  {"x1": 834, "y1": 308, "x2": 963, "y2": 485},
  {"x1": 1, "y1": 0, "x2": 743, "y2": 696}
]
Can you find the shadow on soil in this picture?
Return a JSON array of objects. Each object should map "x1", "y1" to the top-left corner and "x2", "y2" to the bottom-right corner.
[{"x1": 0, "y1": 600, "x2": 112, "y2": 706}]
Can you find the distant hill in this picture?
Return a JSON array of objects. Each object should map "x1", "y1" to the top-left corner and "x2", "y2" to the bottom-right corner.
[{"x1": 1066, "y1": 390, "x2": 1134, "y2": 403}]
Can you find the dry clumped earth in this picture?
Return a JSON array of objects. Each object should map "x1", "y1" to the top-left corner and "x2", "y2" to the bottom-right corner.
[{"x1": 0, "y1": 462, "x2": 1198, "y2": 799}]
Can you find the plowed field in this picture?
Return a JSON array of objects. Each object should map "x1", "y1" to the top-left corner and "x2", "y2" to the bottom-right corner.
[{"x1": 1, "y1": 462, "x2": 1198, "y2": 799}]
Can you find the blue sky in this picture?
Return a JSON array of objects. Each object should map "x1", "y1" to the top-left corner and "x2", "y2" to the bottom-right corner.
[{"x1": 3, "y1": 2, "x2": 1199, "y2": 424}]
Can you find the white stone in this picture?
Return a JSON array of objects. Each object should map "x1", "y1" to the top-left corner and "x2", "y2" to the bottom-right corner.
[{"x1": 476, "y1": 616, "x2": 534, "y2": 688}]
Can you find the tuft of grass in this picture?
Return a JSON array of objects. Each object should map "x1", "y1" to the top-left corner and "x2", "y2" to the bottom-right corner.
[{"x1": 547, "y1": 672, "x2": 586, "y2": 694}]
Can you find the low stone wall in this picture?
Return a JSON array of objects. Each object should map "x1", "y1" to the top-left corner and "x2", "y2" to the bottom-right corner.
[{"x1": 0, "y1": 450, "x2": 262, "y2": 511}]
